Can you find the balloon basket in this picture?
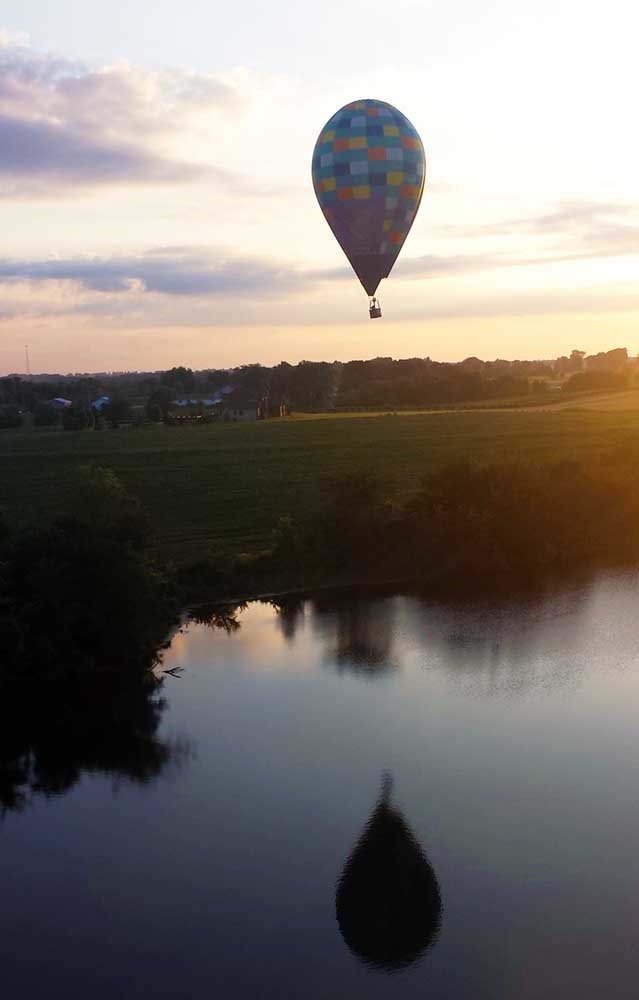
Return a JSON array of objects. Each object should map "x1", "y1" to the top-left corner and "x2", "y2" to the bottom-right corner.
[{"x1": 369, "y1": 298, "x2": 382, "y2": 320}]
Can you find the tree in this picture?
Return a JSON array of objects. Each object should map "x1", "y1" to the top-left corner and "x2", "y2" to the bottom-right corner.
[
  {"x1": 0, "y1": 467, "x2": 177, "y2": 684},
  {"x1": 163, "y1": 366, "x2": 195, "y2": 392},
  {"x1": 563, "y1": 371, "x2": 627, "y2": 393},
  {"x1": 62, "y1": 403, "x2": 91, "y2": 431},
  {"x1": 147, "y1": 385, "x2": 175, "y2": 420},
  {"x1": 102, "y1": 395, "x2": 132, "y2": 429},
  {"x1": 33, "y1": 402, "x2": 59, "y2": 427},
  {"x1": 584, "y1": 348, "x2": 628, "y2": 372}
]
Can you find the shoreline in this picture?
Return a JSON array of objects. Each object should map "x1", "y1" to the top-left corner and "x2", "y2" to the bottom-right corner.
[
  {"x1": 185, "y1": 574, "x2": 422, "y2": 613},
  {"x1": 181, "y1": 558, "x2": 627, "y2": 618}
]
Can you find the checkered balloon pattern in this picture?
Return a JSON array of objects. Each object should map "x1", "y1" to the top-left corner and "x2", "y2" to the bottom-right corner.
[{"x1": 312, "y1": 99, "x2": 425, "y2": 297}]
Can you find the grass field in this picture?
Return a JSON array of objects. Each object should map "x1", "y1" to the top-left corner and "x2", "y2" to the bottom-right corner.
[{"x1": 3, "y1": 402, "x2": 639, "y2": 565}]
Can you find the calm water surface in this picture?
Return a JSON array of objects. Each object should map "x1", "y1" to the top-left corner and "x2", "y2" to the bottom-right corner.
[{"x1": 4, "y1": 571, "x2": 639, "y2": 998}]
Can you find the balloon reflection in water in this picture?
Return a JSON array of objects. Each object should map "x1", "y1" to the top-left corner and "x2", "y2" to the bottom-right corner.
[{"x1": 336, "y1": 774, "x2": 442, "y2": 972}]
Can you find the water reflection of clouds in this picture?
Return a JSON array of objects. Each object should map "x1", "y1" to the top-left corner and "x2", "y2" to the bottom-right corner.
[
  {"x1": 394, "y1": 574, "x2": 639, "y2": 699},
  {"x1": 162, "y1": 601, "x2": 317, "y2": 676},
  {"x1": 166, "y1": 570, "x2": 639, "y2": 699},
  {"x1": 298, "y1": 585, "x2": 596, "y2": 695},
  {"x1": 396, "y1": 590, "x2": 593, "y2": 699},
  {"x1": 167, "y1": 597, "x2": 400, "y2": 679}
]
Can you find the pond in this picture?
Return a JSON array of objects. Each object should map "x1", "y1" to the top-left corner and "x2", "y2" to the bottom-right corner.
[{"x1": 3, "y1": 571, "x2": 639, "y2": 998}]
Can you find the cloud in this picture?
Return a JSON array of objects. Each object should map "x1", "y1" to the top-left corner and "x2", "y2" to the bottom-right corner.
[
  {"x1": 0, "y1": 114, "x2": 211, "y2": 192},
  {"x1": 0, "y1": 238, "x2": 632, "y2": 307},
  {"x1": 0, "y1": 304, "x2": 22, "y2": 319},
  {"x1": 398, "y1": 284, "x2": 639, "y2": 321},
  {"x1": 440, "y1": 199, "x2": 639, "y2": 254},
  {"x1": 0, "y1": 35, "x2": 242, "y2": 195},
  {"x1": 396, "y1": 250, "x2": 577, "y2": 280},
  {"x1": 0, "y1": 28, "x2": 29, "y2": 49},
  {"x1": 3, "y1": 272, "x2": 638, "y2": 332},
  {"x1": 0, "y1": 247, "x2": 304, "y2": 296},
  {"x1": 0, "y1": 226, "x2": 637, "y2": 332}
]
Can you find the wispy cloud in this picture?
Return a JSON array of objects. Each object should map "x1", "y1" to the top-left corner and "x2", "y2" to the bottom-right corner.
[
  {"x1": 0, "y1": 114, "x2": 213, "y2": 191},
  {"x1": 397, "y1": 249, "x2": 596, "y2": 280},
  {"x1": 0, "y1": 234, "x2": 635, "y2": 306},
  {"x1": 0, "y1": 188, "x2": 638, "y2": 332},
  {"x1": 0, "y1": 247, "x2": 304, "y2": 296},
  {"x1": 0, "y1": 28, "x2": 29, "y2": 49},
  {"x1": 439, "y1": 199, "x2": 639, "y2": 254}
]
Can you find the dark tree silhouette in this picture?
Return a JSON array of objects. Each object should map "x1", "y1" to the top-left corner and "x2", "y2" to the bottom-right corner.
[
  {"x1": 189, "y1": 602, "x2": 247, "y2": 633},
  {"x1": 311, "y1": 596, "x2": 398, "y2": 675},
  {"x1": 0, "y1": 674, "x2": 188, "y2": 816}
]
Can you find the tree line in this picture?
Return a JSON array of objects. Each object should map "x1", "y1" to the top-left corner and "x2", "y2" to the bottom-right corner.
[
  {"x1": 1, "y1": 347, "x2": 632, "y2": 428},
  {"x1": 263, "y1": 451, "x2": 639, "y2": 593}
]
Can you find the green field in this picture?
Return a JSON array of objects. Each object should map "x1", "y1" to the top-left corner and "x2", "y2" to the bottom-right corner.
[{"x1": 3, "y1": 405, "x2": 639, "y2": 565}]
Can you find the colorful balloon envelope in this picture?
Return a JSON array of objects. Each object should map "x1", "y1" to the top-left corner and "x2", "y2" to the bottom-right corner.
[{"x1": 312, "y1": 99, "x2": 425, "y2": 318}]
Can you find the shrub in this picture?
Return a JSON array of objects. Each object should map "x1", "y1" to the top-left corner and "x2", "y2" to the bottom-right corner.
[
  {"x1": 0, "y1": 405, "x2": 22, "y2": 429},
  {"x1": 62, "y1": 403, "x2": 91, "y2": 431},
  {"x1": 102, "y1": 395, "x2": 132, "y2": 428}
]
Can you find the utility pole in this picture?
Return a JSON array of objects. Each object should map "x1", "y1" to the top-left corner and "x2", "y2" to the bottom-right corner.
[{"x1": 24, "y1": 344, "x2": 31, "y2": 377}]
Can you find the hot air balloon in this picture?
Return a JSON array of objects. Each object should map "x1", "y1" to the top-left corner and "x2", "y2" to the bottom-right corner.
[{"x1": 312, "y1": 99, "x2": 425, "y2": 319}]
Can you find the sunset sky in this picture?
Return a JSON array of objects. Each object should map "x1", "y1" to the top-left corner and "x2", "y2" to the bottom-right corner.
[{"x1": 1, "y1": 1, "x2": 638, "y2": 374}]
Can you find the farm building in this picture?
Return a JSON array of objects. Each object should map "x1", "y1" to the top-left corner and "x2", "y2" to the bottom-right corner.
[{"x1": 167, "y1": 387, "x2": 265, "y2": 423}]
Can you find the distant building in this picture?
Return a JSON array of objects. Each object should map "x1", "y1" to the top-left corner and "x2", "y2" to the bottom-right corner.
[
  {"x1": 220, "y1": 388, "x2": 261, "y2": 421},
  {"x1": 91, "y1": 396, "x2": 111, "y2": 411},
  {"x1": 165, "y1": 386, "x2": 266, "y2": 424}
]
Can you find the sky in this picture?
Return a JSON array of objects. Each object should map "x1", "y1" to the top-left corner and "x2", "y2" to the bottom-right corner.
[{"x1": 1, "y1": 0, "x2": 638, "y2": 374}]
